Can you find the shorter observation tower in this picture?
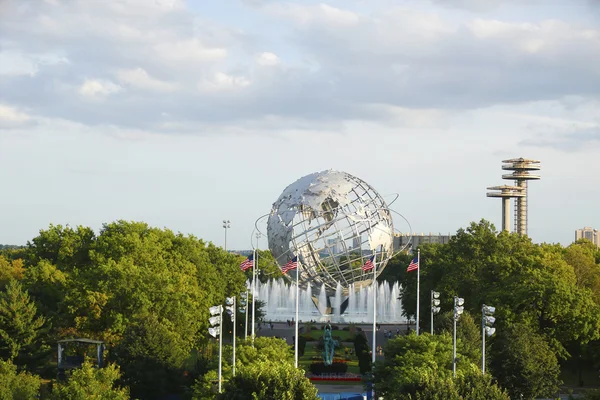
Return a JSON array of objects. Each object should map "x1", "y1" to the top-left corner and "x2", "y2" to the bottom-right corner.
[
  {"x1": 486, "y1": 186, "x2": 525, "y2": 232},
  {"x1": 501, "y1": 158, "x2": 541, "y2": 236}
]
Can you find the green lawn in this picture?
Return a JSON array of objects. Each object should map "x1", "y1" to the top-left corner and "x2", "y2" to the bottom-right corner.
[
  {"x1": 303, "y1": 329, "x2": 356, "y2": 342},
  {"x1": 299, "y1": 342, "x2": 360, "y2": 375}
]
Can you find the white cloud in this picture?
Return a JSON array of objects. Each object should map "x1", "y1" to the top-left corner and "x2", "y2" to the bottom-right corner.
[
  {"x1": 0, "y1": 104, "x2": 30, "y2": 122},
  {"x1": 152, "y1": 39, "x2": 228, "y2": 65},
  {"x1": 79, "y1": 79, "x2": 122, "y2": 97},
  {"x1": 256, "y1": 52, "x2": 280, "y2": 66},
  {"x1": 263, "y1": 3, "x2": 360, "y2": 27},
  {"x1": 0, "y1": 0, "x2": 598, "y2": 137},
  {"x1": 198, "y1": 72, "x2": 252, "y2": 92},
  {"x1": 116, "y1": 68, "x2": 176, "y2": 92}
]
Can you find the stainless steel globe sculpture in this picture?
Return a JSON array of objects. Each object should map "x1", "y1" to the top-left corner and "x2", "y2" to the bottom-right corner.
[{"x1": 267, "y1": 170, "x2": 394, "y2": 296}]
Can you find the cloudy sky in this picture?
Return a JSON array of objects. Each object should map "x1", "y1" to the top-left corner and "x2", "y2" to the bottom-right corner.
[{"x1": 1, "y1": 0, "x2": 599, "y2": 249}]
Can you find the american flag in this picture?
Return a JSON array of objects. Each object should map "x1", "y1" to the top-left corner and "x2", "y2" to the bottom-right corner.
[
  {"x1": 239, "y1": 254, "x2": 254, "y2": 271},
  {"x1": 281, "y1": 256, "x2": 298, "y2": 274},
  {"x1": 362, "y1": 256, "x2": 375, "y2": 272},
  {"x1": 406, "y1": 256, "x2": 419, "y2": 272}
]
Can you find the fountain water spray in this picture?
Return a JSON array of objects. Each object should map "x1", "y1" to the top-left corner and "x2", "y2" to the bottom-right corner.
[{"x1": 255, "y1": 279, "x2": 405, "y2": 323}]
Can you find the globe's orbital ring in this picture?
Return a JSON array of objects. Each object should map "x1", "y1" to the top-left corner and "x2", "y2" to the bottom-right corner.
[{"x1": 253, "y1": 207, "x2": 413, "y2": 277}]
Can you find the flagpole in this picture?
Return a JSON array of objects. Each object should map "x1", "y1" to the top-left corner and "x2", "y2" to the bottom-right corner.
[
  {"x1": 295, "y1": 259, "x2": 300, "y2": 368},
  {"x1": 416, "y1": 248, "x2": 420, "y2": 336},
  {"x1": 251, "y1": 249, "x2": 256, "y2": 346},
  {"x1": 371, "y1": 247, "x2": 378, "y2": 399},
  {"x1": 244, "y1": 287, "x2": 248, "y2": 340}
]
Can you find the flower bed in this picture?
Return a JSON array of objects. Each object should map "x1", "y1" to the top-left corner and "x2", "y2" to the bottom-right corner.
[
  {"x1": 307, "y1": 373, "x2": 362, "y2": 382},
  {"x1": 309, "y1": 361, "x2": 348, "y2": 375}
]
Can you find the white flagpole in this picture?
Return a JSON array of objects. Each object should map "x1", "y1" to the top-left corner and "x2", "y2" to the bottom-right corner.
[
  {"x1": 416, "y1": 248, "x2": 421, "y2": 336},
  {"x1": 371, "y1": 248, "x2": 378, "y2": 399},
  {"x1": 251, "y1": 249, "x2": 256, "y2": 346},
  {"x1": 295, "y1": 258, "x2": 300, "y2": 368},
  {"x1": 371, "y1": 250, "x2": 377, "y2": 365},
  {"x1": 244, "y1": 287, "x2": 248, "y2": 340}
]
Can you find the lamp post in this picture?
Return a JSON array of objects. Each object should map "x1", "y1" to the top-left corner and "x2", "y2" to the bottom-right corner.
[
  {"x1": 453, "y1": 296, "x2": 464, "y2": 378},
  {"x1": 431, "y1": 291, "x2": 440, "y2": 335},
  {"x1": 226, "y1": 297, "x2": 236, "y2": 377},
  {"x1": 482, "y1": 304, "x2": 496, "y2": 374},
  {"x1": 255, "y1": 232, "x2": 261, "y2": 248},
  {"x1": 240, "y1": 292, "x2": 248, "y2": 340},
  {"x1": 223, "y1": 220, "x2": 230, "y2": 251},
  {"x1": 209, "y1": 305, "x2": 224, "y2": 392},
  {"x1": 251, "y1": 233, "x2": 260, "y2": 345}
]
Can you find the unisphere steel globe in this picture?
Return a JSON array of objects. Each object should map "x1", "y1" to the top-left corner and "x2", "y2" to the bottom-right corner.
[{"x1": 267, "y1": 170, "x2": 394, "y2": 295}]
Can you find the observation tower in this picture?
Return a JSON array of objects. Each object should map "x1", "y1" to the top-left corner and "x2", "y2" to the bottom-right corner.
[
  {"x1": 486, "y1": 185, "x2": 525, "y2": 232},
  {"x1": 501, "y1": 158, "x2": 541, "y2": 236}
]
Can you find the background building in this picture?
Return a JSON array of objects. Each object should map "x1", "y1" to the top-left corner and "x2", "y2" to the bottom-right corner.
[
  {"x1": 394, "y1": 233, "x2": 453, "y2": 253},
  {"x1": 575, "y1": 227, "x2": 599, "y2": 247}
]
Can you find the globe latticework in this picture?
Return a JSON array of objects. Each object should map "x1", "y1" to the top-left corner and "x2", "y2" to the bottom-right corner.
[{"x1": 267, "y1": 170, "x2": 394, "y2": 295}]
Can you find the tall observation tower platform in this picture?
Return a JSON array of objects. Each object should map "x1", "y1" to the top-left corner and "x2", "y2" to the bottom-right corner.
[
  {"x1": 486, "y1": 186, "x2": 525, "y2": 232},
  {"x1": 501, "y1": 158, "x2": 541, "y2": 236}
]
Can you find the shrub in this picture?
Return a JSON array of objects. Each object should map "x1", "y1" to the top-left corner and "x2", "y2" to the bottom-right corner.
[
  {"x1": 298, "y1": 336, "x2": 307, "y2": 357},
  {"x1": 582, "y1": 389, "x2": 600, "y2": 400},
  {"x1": 309, "y1": 361, "x2": 348, "y2": 375},
  {"x1": 0, "y1": 360, "x2": 41, "y2": 400}
]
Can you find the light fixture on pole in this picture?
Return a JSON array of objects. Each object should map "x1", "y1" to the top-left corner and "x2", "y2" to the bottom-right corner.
[
  {"x1": 239, "y1": 292, "x2": 248, "y2": 340},
  {"x1": 226, "y1": 297, "x2": 237, "y2": 377},
  {"x1": 209, "y1": 304, "x2": 224, "y2": 393},
  {"x1": 255, "y1": 232, "x2": 261, "y2": 249},
  {"x1": 222, "y1": 220, "x2": 230, "y2": 251},
  {"x1": 430, "y1": 291, "x2": 441, "y2": 335},
  {"x1": 481, "y1": 304, "x2": 496, "y2": 374},
  {"x1": 453, "y1": 296, "x2": 464, "y2": 378},
  {"x1": 251, "y1": 249, "x2": 257, "y2": 346}
]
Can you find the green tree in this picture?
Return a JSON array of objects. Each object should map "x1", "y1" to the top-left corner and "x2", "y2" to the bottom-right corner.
[
  {"x1": 398, "y1": 221, "x2": 600, "y2": 358},
  {"x1": 489, "y1": 323, "x2": 561, "y2": 399},
  {"x1": 25, "y1": 224, "x2": 95, "y2": 272},
  {"x1": 112, "y1": 314, "x2": 194, "y2": 399},
  {"x1": 0, "y1": 280, "x2": 48, "y2": 369},
  {"x1": 219, "y1": 359, "x2": 318, "y2": 400},
  {"x1": 435, "y1": 311, "x2": 481, "y2": 365},
  {"x1": 374, "y1": 333, "x2": 506, "y2": 400},
  {"x1": 415, "y1": 372, "x2": 509, "y2": 400},
  {"x1": 254, "y1": 250, "x2": 283, "y2": 282},
  {"x1": 235, "y1": 337, "x2": 293, "y2": 366},
  {"x1": 0, "y1": 359, "x2": 41, "y2": 400},
  {"x1": 353, "y1": 332, "x2": 371, "y2": 374},
  {"x1": 0, "y1": 256, "x2": 24, "y2": 288},
  {"x1": 48, "y1": 362, "x2": 129, "y2": 400}
]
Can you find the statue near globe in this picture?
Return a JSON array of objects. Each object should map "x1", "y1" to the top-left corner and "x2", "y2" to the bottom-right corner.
[{"x1": 322, "y1": 324, "x2": 339, "y2": 366}]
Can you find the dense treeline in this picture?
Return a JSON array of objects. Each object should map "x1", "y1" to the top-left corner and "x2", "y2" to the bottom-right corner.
[
  {"x1": 378, "y1": 220, "x2": 600, "y2": 399},
  {"x1": 0, "y1": 244, "x2": 23, "y2": 250},
  {"x1": 1, "y1": 219, "x2": 600, "y2": 399},
  {"x1": 0, "y1": 221, "x2": 272, "y2": 399}
]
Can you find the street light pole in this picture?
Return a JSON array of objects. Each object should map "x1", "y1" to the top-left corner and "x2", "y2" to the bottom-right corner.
[
  {"x1": 226, "y1": 297, "x2": 237, "y2": 377},
  {"x1": 222, "y1": 220, "x2": 230, "y2": 251},
  {"x1": 244, "y1": 288, "x2": 249, "y2": 340},
  {"x1": 431, "y1": 291, "x2": 440, "y2": 335},
  {"x1": 209, "y1": 305, "x2": 224, "y2": 393},
  {"x1": 482, "y1": 304, "x2": 496, "y2": 374},
  {"x1": 251, "y1": 235, "x2": 259, "y2": 345},
  {"x1": 453, "y1": 296, "x2": 464, "y2": 378}
]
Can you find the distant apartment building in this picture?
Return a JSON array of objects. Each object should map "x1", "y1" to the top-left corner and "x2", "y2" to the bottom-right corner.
[
  {"x1": 393, "y1": 232, "x2": 453, "y2": 252},
  {"x1": 575, "y1": 227, "x2": 599, "y2": 247},
  {"x1": 327, "y1": 238, "x2": 341, "y2": 254}
]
